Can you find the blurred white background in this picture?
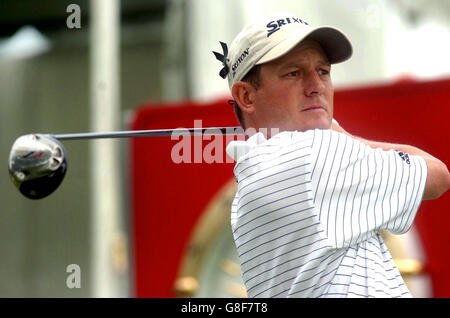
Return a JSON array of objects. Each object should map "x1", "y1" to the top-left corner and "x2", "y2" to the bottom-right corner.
[{"x1": 183, "y1": 0, "x2": 450, "y2": 100}]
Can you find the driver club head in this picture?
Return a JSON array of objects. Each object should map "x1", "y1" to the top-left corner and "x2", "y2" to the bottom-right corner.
[{"x1": 8, "y1": 134, "x2": 68, "y2": 199}]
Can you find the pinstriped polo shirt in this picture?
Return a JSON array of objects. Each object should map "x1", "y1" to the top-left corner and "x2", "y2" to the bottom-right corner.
[{"x1": 226, "y1": 129, "x2": 427, "y2": 298}]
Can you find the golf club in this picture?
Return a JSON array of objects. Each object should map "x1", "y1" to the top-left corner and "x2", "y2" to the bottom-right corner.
[{"x1": 8, "y1": 126, "x2": 243, "y2": 200}]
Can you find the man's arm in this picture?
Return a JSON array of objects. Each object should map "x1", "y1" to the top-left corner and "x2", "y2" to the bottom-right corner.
[{"x1": 331, "y1": 120, "x2": 450, "y2": 200}]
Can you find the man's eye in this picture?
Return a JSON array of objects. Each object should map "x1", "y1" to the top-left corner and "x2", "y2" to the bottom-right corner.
[
  {"x1": 287, "y1": 71, "x2": 298, "y2": 77},
  {"x1": 318, "y1": 69, "x2": 330, "y2": 75}
]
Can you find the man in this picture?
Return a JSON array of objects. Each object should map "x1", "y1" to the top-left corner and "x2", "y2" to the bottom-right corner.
[{"x1": 213, "y1": 12, "x2": 450, "y2": 297}]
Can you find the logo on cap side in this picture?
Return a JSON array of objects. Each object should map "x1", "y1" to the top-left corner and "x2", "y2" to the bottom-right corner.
[
  {"x1": 266, "y1": 17, "x2": 309, "y2": 37},
  {"x1": 232, "y1": 48, "x2": 250, "y2": 78}
]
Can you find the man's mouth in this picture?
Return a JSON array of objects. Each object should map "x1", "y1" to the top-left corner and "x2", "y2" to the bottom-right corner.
[{"x1": 301, "y1": 106, "x2": 326, "y2": 112}]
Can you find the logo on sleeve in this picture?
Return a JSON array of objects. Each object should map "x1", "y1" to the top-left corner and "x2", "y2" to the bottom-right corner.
[{"x1": 397, "y1": 151, "x2": 410, "y2": 164}]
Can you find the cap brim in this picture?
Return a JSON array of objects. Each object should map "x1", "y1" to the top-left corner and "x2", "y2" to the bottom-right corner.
[{"x1": 257, "y1": 26, "x2": 353, "y2": 65}]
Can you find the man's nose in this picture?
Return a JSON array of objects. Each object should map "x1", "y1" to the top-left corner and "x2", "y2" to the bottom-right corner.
[{"x1": 303, "y1": 70, "x2": 325, "y2": 96}]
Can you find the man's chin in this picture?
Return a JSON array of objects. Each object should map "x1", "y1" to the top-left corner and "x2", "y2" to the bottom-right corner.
[{"x1": 297, "y1": 118, "x2": 331, "y2": 132}]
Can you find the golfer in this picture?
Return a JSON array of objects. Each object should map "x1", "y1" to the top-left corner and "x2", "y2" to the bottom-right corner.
[{"x1": 214, "y1": 12, "x2": 450, "y2": 298}]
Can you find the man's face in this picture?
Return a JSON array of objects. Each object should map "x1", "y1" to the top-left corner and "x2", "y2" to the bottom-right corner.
[{"x1": 251, "y1": 39, "x2": 334, "y2": 134}]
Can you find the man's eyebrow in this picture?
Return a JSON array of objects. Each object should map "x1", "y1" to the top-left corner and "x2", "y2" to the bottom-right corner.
[{"x1": 279, "y1": 62, "x2": 301, "y2": 70}]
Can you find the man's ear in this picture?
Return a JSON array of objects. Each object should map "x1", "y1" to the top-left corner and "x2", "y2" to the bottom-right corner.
[{"x1": 231, "y1": 81, "x2": 256, "y2": 115}]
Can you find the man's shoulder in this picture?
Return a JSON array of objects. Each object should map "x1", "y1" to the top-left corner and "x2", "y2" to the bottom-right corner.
[{"x1": 227, "y1": 130, "x2": 316, "y2": 163}]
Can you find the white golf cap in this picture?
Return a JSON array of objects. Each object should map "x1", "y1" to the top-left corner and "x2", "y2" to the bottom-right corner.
[{"x1": 214, "y1": 12, "x2": 353, "y2": 91}]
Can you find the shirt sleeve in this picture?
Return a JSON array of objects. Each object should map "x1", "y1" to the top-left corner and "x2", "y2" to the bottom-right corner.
[{"x1": 310, "y1": 129, "x2": 427, "y2": 248}]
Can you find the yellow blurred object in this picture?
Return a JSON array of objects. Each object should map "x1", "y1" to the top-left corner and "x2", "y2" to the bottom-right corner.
[
  {"x1": 394, "y1": 258, "x2": 423, "y2": 276},
  {"x1": 174, "y1": 276, "x2": 199, "y2": 298}
]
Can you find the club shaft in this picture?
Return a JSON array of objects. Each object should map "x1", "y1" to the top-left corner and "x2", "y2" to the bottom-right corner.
[{"x1": 50, "y1": 126, "x2": 244, "y2": 140}]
